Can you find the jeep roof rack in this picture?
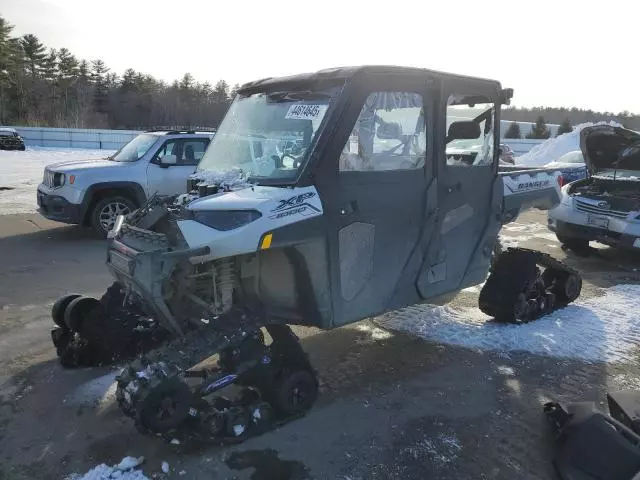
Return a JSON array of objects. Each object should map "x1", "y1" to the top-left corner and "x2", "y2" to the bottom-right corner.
[{"x1": 144, "y1": 126, "x2": 217, "y2": 134}]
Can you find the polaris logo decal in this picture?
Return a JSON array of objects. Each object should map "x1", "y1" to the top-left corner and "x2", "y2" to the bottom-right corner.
[
  {"x1": 269, "y1": 192, "x2": 321, "y2": 219},
  {"x1": 506, "y1": 179, "x2": 550, "y2": 193}
]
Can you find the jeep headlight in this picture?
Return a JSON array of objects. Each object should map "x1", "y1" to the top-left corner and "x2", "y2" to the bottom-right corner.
[
  {"x1": 193, "y1": 210, "x2": 262, "y2": 231},
  {"x1": 53, "y1": 172, "x2": 65, "y2": 187}
]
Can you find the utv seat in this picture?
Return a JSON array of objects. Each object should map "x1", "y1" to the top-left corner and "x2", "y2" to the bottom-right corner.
[{"x1": 544, "y1": 393, "x2": 640, "y2": 480}]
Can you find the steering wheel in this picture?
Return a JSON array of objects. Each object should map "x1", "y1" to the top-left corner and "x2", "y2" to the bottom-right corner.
[{"x1": 383, "y1": 135, "x2": 412, "y2": 155}]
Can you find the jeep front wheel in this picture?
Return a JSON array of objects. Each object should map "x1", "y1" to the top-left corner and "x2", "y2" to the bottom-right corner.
[{"x1": 91, "y1": 196, "x2": 135, "y2": 237}]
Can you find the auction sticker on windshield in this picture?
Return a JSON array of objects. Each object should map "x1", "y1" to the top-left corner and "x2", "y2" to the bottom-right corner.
[{"x1": 285, "y1": 104, "x2": 327, "y2": 120}]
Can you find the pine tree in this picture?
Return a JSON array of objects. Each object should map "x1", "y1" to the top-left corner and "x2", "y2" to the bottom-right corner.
[
  {"x1": 213, "y1": 79, "x2": 229, "y2": 103},
  {"x1": 0, "y1": 16, "x2": 15, "y2": 123},
  {"x1": 229, "y1": 83, "x2": 240, "y2": 100},
  {"x1": 556, "y1": 118, "x2": 573, "y2": 136},
  {"x1": 525, "y1": 115, "x2": 551, "y2": 139},
  {"x1": 91, "y1": 59, "x2": 109, "y2": 114},
  {"x1": 20, "y1": 34, "x2": 46, "y2": 80},
  {"x1": 503, "y1": 121, "x2": 521, "y2": 139}
]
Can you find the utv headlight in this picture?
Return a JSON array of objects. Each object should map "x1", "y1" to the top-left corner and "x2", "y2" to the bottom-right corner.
[
  {"x1": 193, "y1": 210, "x2": 262, "y2": 231},
  {"x1": 53, "y1": 172, "x2": 65, "y2": 187}
]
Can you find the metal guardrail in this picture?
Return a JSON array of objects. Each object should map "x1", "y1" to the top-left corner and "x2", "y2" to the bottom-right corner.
[{"x1": 1, "y1": 126, "x2": 142, "y2": 150}]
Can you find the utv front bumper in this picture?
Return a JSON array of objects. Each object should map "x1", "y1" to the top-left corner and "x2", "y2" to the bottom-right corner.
[{"x1": 106, "y1": 222, "x2": 209, "y2": 336}]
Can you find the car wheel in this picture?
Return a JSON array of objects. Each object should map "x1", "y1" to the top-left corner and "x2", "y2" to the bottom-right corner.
[{"x1": 90, "y1": 196, "x2": 136, "y2": 237}]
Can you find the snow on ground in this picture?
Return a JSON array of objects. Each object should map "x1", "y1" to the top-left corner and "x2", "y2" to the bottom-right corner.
[
  {"x1": 65, "y1": 370, "x2": 119, "y2": 408},
  {"x1": 401, "y1": 433, "x2": 462, "y2": 465},
  {"x1": 66, "y1": 456, "x2": 148, "y2": 480},
  {"x1": 516, "y1": 120, "x2": 622, "y2": 167},
  {"x1": 377, "y1": 284, "x2": 640, "y2": 363},
  {"x1": 499, "y1": 221, "x2": 559, "y2": 248},
  {"x1": 0, "y1": 146, "x2": 113, "y2": 215}
]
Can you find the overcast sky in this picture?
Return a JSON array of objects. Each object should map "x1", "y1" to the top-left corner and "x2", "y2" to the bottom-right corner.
[{"x1": 1, "y1": 0, "x2": 637, "y2": 113}]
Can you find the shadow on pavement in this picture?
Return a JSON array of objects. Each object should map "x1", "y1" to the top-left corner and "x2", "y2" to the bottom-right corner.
[{"x1": 0, "y1": 316, "x2": 614, "y2": 480}]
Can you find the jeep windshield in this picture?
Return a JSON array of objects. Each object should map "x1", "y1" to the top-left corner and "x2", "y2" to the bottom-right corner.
[
  {"x1": 196, "y1": 84, "x2": 342, "y2": 184},
  {"x1": 109, "y1": 133, "x2": 158, "y2": 162}
]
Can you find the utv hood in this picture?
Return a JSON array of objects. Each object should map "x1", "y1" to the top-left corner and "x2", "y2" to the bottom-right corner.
[{"x1": 580, "y1": 124, "x2": 640, "y2": 176}]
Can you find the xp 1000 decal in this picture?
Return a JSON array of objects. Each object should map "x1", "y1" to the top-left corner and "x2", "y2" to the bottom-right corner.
[{"x1": 269, "y1": 192, "x2": 321, "y2": 220}]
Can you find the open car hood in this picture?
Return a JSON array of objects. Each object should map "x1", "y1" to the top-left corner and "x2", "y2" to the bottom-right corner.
[{"x1": 580, "y1": 124, "x2": 640, "y2": 176}]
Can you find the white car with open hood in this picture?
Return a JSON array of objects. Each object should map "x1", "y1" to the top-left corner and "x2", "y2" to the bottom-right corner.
[{"x1": 548, "y1": 124, "x2": 640, "y2": 250}]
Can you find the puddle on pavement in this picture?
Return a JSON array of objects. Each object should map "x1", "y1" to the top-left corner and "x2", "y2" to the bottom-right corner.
[{"x1": 225, "y1": 448, "x2": 310, "y2": 480}]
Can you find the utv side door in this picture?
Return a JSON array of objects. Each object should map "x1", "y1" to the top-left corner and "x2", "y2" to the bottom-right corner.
[
  {"x1": 146, "y1": 138, "x2": 209, "y2": 195},
  {"x1": 416, "y1": 82, "x2": 502, "y2": 299},
  {"x1": 319, "y1": 75, "x2": 435, "y2": 327}
]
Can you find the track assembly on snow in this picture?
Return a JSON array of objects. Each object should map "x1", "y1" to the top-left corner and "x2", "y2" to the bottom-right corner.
[
  {"x1": 51, "y1": 286, "x2": 319, "y2": 444},
  {"x1": 479, "y1": 247, "x2": 582, "y2": 323}
]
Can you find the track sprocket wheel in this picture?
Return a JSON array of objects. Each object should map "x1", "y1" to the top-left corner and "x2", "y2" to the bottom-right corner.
[{"x1": 268, "y1": 368, "x2": 318, "y2": 417}]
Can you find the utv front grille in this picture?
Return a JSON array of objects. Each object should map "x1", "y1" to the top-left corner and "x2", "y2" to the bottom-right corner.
[
  {"x1": 575, "y1": 198, "x2": 628, "y2": 219},
  {"x1": 121, "y1": 224, "x2": 170, "y2": 247}
]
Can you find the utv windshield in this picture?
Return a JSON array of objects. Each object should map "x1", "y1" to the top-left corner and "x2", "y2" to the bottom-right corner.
[
  {"x1": 110, "y1": 134, "x2": 157, "y2": 162},
  {"x1": 197, "y1": 84, "x2": 342, "y2": 183}
]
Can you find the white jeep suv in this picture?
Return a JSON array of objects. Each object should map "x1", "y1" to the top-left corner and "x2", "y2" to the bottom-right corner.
[{"x1": 37, "y1": 130, "x2": 215, "y2": 236}]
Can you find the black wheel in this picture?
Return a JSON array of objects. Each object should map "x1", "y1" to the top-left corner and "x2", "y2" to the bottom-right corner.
[
  {"x1": 90, "y1": 196, "x2": 136, "y2": 237},
  {"x1": 51, "y1": 294, "x2": 81, "y2": 327},
  {"x1": 556, "y1": 234, "x2": 589, "y2": 251},
  {"x1": 138, "y1": 377, "x2": 193, "y2": 434},
  {"x1": 64, "y1": 296, "x2": 101, "y2": 332},
  {"x1": 554, "y1": 272, "x2": 582, "y2": 303},
  {"x1": 525, "y1": 299, "x2": 539, "y2": 320},
  {"x1": 269, "y1": 369, "x2": 318, "y2": 417}
]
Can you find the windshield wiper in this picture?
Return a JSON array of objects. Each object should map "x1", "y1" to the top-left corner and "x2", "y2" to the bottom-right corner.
[{"x1": 267, "y1": 91, "x2": 331, "y2": 102}]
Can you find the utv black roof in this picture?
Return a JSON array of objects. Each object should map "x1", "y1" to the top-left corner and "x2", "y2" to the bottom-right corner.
[{"x1": 238, "y1": 65, "x2": 504, "y2": 93}]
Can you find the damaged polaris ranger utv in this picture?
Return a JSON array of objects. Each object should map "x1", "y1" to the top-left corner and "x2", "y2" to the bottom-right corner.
[{"x1": 51, "y1": 66, "x2": 582, "y2": 442}]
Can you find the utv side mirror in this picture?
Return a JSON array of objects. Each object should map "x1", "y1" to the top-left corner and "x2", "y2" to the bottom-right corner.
[
  {"x1": 159, "y1": 154, "x2": 177, "y2": 168},
  {"x1": 447, "y1": 121, "x2": 481, "y2": 141},
  {"x1": 377, "y1": 122, "x2": 402, "y2": 140}
]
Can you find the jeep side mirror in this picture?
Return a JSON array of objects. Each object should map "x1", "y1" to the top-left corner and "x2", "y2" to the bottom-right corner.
[
  {"x1": 447, "y1": 121, "x2": 481, "y2": 142},
  {"x1": 159, "y1": 154, "x2": 177, "y2": 168}
]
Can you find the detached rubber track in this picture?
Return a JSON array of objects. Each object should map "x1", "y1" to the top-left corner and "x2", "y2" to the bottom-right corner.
[
  {"x1": 114, "y1": 319, "x2": 317, "y2": 445},
  {"x1": 478, "y1": 247, "x2": 582, "y2": 323}
]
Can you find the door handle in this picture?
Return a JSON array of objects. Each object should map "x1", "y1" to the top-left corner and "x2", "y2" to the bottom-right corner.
[
  {"x1": 446, "y1": 182, "x2": 461, "y2": 194},
  {"x1": 340, "y1": 201, "x2": 358, "y2": 215}
]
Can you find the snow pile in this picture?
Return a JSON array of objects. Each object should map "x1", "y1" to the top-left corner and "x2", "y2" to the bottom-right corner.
[
  {"x1": 516, "y1": 121, "x2": 622, "y2": 167},
  {"x1": 377, "y1": 284, "x2": 640, "y2": 363},
  {"x1": 0, "y1": 146, "x2": 113, "y2": 215},
  {"x1": 66, "y1": 456, "x2": 147, "y2": 480}
]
